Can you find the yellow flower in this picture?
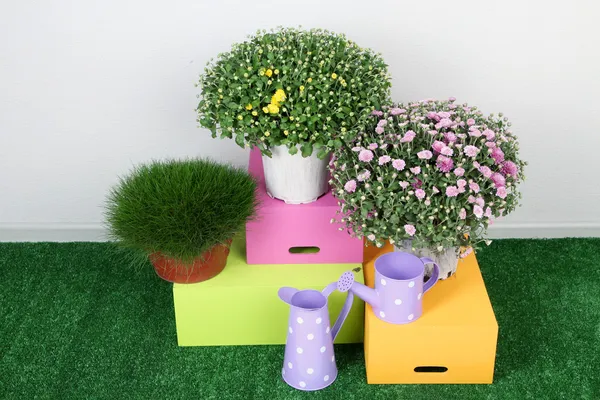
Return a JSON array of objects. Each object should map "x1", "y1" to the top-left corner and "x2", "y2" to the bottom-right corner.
[
  {"x1": 262, "y1": 106, "x2": 269, "y2": 113},
  {"x1": 299, "y1": 86, "x2": 305, "y2": 91},
  {"x1": 237, "y1": 115, "x2": 243, "y2": 120},
  {"x1": 266, "y1": 69, "x2": 273, "y2": 77},
  {"x1": 284, "y1": 130, "x2": 289, "y2": 136},
  {"x1": 307, "y1": 77, "x2": 312, "y2": 83},
  {"x1": 270, "y1": 89, "x2": 286, "y2": 106},
  {"x1": 252, "y1": 111, "x2": 258, "y2": 116},
  {"x1": 274, "y1": 69, "x2": 279, "y2": 75},
  {"x1": 259, "y1": 68, "x2": 266, "y2": 76},
  {"x1": 331, "y1": 73, "x2": 338, "y2": 80},
  {"x1": 264, "y1": 131, "x2": 270, "y2": 137},
  {"x1": 267, "y1": 103, "x2": 279, "y2": 114},
  {"x1": 290, "y1": 116, "x2": 295, "y2": 121},
  {"x1": 245, "y1": 104, "x2": 253, "y2": 110}
]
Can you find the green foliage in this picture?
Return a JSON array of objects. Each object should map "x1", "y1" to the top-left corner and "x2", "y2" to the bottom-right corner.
[
  {"x1": 105, "y1": 159, "x2": 258, "y2": 264},
  {"x1": 196, "y1": 26, "x2": 392, "y2": 158}
]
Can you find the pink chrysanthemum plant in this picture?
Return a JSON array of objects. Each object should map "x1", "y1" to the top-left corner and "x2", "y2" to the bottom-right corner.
[{"x1": 329, "y1": 97, "x2": 526, "y2": 259}]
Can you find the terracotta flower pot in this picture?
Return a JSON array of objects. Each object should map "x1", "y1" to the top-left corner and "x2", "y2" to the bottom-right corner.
[{"x1": 149, "y1": 239, "x2": 233, "y2": 284}]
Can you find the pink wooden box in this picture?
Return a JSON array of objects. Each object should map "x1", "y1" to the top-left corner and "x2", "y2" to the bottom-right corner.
[{"x1": 246, "y1": 148, "x2": 363, "y2": 265}]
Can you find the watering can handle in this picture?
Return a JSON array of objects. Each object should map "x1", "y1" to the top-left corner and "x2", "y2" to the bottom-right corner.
[
  {"x1": 321, "y1": 282, "x2": 354, "y2": 342},
  {"x1": 420, "y1": 257, "x2": 440, "y2": 293}
]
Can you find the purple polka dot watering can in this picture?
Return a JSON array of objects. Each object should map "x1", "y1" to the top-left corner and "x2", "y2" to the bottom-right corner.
[
  {"x1": 278, "y1": 278, "x2": 355, "y2": 391},
  {"x1": 339, "y1": 252, "x2": 440, "y2": 324}
]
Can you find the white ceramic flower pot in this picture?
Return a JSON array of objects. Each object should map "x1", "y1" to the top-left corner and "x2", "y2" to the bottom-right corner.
[
  {"x1": 261, "y1": 145, "x2": 329, "y2": 204},
  {"x1": 394, "y1": 240, "x2": 460, "y2": 280}
]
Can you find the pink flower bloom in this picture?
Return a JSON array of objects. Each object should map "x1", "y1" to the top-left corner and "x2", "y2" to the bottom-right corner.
[
  {"x1": 390, "y1": 107, "x2": 406, "y2": 115},
  {"x1": 473, "y1": 205, "x2": 484, "y2": 219},
  {"x1": 378, "y1": 155, "x2": 391, "y2": 165},
  {"x1": 464, "y1": 145, "x2": 479, "y2": 157},
  {"x1": 479, "y1": 166, "x2": 493, "y2": 178},
  {"x1": 399, "y1": 181, "x2": 409, "y2": 189},
  {"x1": 344, "y1": 180, "x2": 357, "y2": 193},
  {"x1": 367, "y1": 234, "x2": 376, "y2": 241},
  {"x1": 475, "y1": 197, "x2": 485, "y2": 207},
  {"x1": 467, "y1": 118, "x2": 475, "y2": 126},
  {"x1": 446, "y1": 186, "x2": 459, "y2": 197},
  {"x1": 485, "y1": 141, "x2": 496, "y2": 148},
  {"x1": 491, "y1": 147, "x2": 505, "y2": 164},
  {"x1": 392, "y1": 159, "x2": 406, "y2": 171},
  {"x1": 491, "y1": 172, "x2": 506, "y2": 187},
  {"x1": 428, "y1": 130, "x2": 438, "y2": 135},
  {"x1": 436, "y1": 155, "x2": 454, "y2": 172},
  {"x1": 432, "y1": 186, "x2": 440, "y2": 194},
  {"x1": 359, "y1": 149, "x2": 374, "y2": 162},
  {"x1": 341, "y1": 164, "x2": 346, "y2": 171},
  {"x1": 357, "y1": 170, "x2": 371, "y2": 182},
  {"x1": 438, "y1": 111, "x2": 452, "y2": 119},
  {"x1": 417, "y1": 150, "x2": 433, "y2": 160},
  {"x1": 449, "y1": 96, "x2": 456, "y2": 102},
  {"x1": 378, "y1": 119, "x2": 388, "y2": 127},
  {"x1": 469, "y1": 128, "x2": 482, "y2": 137},
  {"x1": 449, "y1": 104, "x2": 457, "y2": 109},
  {"x1": 473, "y1": 161, "x2": 480, "y2": 168},
  {"x1": 415, "y1": 189, "x2": 426, "y2": 200},
  {"x1": 459, "y1": 208, "x2": 467, "y2": 219},
  {"x1": 435, "y1": 118, "x2": 454, "y2": 130},
  {"x1": 502, "y1": 161, "x2": 519, "y2": 177},
  {"x1": 368, "y1": 143, "x2": 378, "y2": 150},
  {"x1": 352, "y1": 146, "x2": 362, "y2": 152},
  {"x1": 496, "y1": 186, "x2": 507, "y2": 199},
  {"x1": 441, "y1": 146, "x2": 454, "y2": 156},
  {"x1": 427, "y1": 111, "x2": 441, "y2": 122},
  {"x1": 404, "y1": 224, "x2": 416, "y2": 237},
  {"x1": 432, "y1": 140, "x2": 446, "y2": 153},
  {"x1": 485, "y1": 206, "x2": 492, "y2": 218},
  {"x1": 371, "y1": 110, "x2": 383, "y2": 116},
  {"x1": 454, "y1": 167, "x2": 465, "y2": 176},
  {"x1": 444, "y1": 132, "x2": 457, "y2": 142},
  {"x1": 375, "y1": 126, "x2": 385, "y2": 134},
  {"x1": 410, "y1": 166, "x2": 421, "y2": 174},
  {"x1": 457, "y1": 179, "x2": 467, "y2": 188},
  {"x1": 468, "y1": 195, "x2": 476, "y2": 203},
  {"x1": 469, "y1": 182, "x2": 480, "y2": 193},
  {"x1": 401, "y1": 130, "x2": 416, "y2": 143},
  {"x1": 380, "y1": 144, "x2": 388, "y2": 150},
  {"x1": 483, "y1": 129, "x2": 496, "y2": 140}
]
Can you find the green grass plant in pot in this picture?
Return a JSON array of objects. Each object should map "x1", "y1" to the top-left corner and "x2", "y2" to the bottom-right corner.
[
  {"x1": 196, "y1": 27, "x2": 391, "y2": 204},
  {"x1": 105, "y1": 159, "x2": 258, "y2": 284}
]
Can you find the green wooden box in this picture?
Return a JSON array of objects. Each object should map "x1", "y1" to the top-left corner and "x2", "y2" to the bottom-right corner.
[{"x1": 173, "y1": 238, "x2": 364, "y2": 346}]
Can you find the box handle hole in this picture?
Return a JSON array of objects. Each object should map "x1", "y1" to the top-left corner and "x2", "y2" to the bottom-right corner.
[
  {"x1": 289, "y1": 246, "x2": 320, "y2": 254},
  {"x1": 414, "y1": 366, "x2": 448, "y2": 373}
]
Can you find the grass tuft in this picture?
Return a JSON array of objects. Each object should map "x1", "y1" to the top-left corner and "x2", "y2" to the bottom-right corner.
[{"x1": 104, "y1": 158, "x2": 258, "y2": 264}]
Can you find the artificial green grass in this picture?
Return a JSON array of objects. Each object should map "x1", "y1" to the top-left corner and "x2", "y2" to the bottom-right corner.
[{"x1": 1, "y1": 239, "x2": 599, "y2": 399}]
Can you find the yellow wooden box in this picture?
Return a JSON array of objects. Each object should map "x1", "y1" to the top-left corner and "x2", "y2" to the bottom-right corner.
[{"x1": 363, "y1": 244, "x2": 498, "y2": 384}]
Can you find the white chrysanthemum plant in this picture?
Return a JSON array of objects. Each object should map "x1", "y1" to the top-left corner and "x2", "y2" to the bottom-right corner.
[
  {"x1": 196, "y1": 27, "x2": 391, "y2": 204},
  {"x1": 330, "y1": 98, "x2": 526, "y2": 278}
]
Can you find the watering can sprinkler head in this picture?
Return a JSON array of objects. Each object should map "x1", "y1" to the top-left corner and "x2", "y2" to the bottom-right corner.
[
  {"x1": 335, "y1": 270, "x2": 381, "y2": 309},
  {"x1": 336, "y1": 271, "x2": 355, "y2": 293}
]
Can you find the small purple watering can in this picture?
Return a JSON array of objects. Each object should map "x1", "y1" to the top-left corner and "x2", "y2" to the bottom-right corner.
[
  {"x1": 338, "y1": 252, "x2": 440, "y2": 324},
  {"x1": 278, "y1": 279, "x2": 355, "y2": 391}
]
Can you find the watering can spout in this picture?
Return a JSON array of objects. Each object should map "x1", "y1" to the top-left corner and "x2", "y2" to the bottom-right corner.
[{"x1": 336, "y1": 272, "x2": 381, "y2": 309}]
